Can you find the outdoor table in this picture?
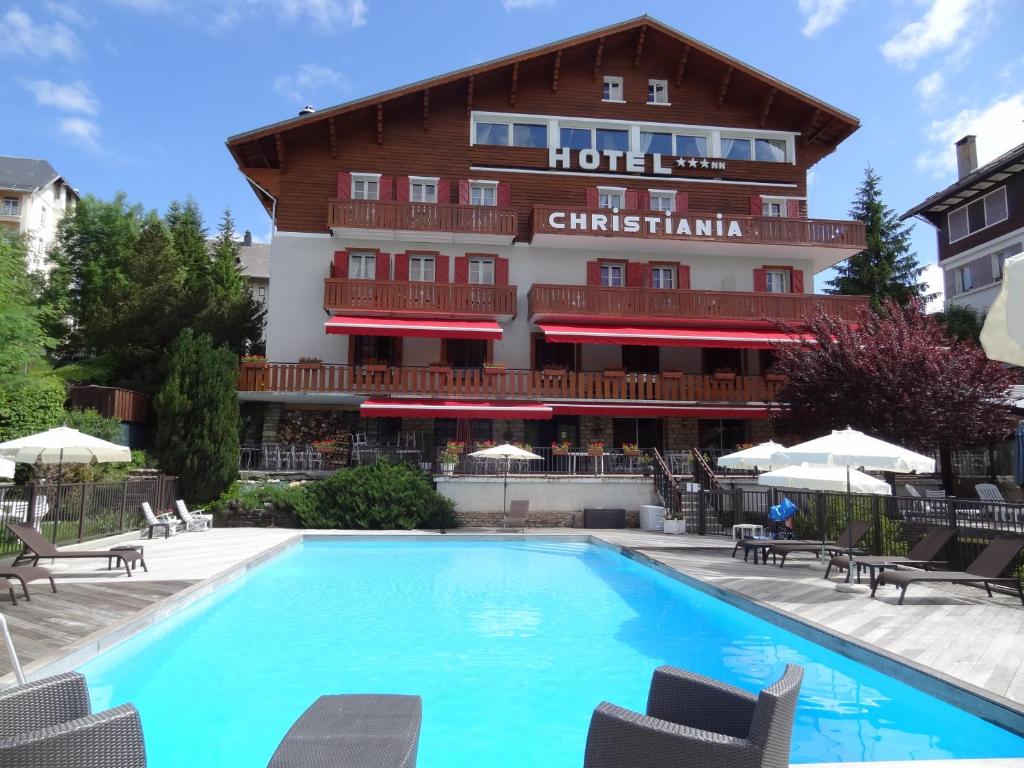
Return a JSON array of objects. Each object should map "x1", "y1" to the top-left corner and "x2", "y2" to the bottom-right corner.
[
  {"x1": 107, "y1": 545, "x2": 144, "y2": 572},
  {"x1": 732, "y1": 523, "x2": 764, "y2": 541}
]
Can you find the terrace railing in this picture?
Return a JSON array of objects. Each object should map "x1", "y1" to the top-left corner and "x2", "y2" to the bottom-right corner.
[
  {"x1": 328, "y1": 200, "x2": 517, "y2": 237},
  {"x1": 436, "y1": 446, "x2": 656, "y2": 477}
]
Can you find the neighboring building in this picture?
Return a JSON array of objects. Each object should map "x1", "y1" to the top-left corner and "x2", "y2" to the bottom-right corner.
[
  {"x1": 236, "y1": 229, "x2": 270, "y2": 309},
  {"x1": 0, "y1": 156, "x2": 78, "y2": 273},
  {"x1": 903, "y1": 136, "x2": 1024, "y2": 315},
  {"x1": 225, "y1": 16, "x2": 867, "y2": 454}
]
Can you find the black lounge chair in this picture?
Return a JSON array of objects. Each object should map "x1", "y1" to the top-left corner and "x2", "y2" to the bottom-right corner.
[
  {"x1": 7, "y1": 522, "x2": 147, "y2": 576},
  {"x1": 766, "y1": 520, "x2": 872, "y2": 568},
  {"x1": 825, "y1": 526, "x2": 955, "y2": 584},
  {"x1": 0, "y1": 565, "x2": 56, "y2": 604},
  {"x1": 872, "y1": 536, "x2": 1024, "y2": 605}
]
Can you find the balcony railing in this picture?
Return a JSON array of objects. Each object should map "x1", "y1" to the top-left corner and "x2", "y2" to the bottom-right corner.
[
  {"x1": 328, "y1": 200, "x2": 517, "y2": 237},
  {"x1": 528, "y1": 285, "x2": 869, "y2": 324},
  {"x1": 238, "y1": 363, "x2": 783, "y2": 403},
  {"x1": 324, "y1": 279, "x2": 517, "y2": 318},
  {"x1": 531, "y1": 207, "x2": 867, "y2": 249}
]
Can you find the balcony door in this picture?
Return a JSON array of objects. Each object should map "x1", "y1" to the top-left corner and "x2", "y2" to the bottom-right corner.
[
  {"x1": 622, "y1": 345, "x2": 659, "y2": 373},
  {"x1": 445, "y1": 339, "x2": 488, "y2": 369},
  {"x1": 613, "y1": 418, "x2": 663, "y2": 450},
  {"x1": 352, "y1": 335, "x2": 399, "y2": 366},
  {"x1": 534, "y1": 337, "x2": 578, "y2": 370},
  {"x1": 703, "y1": 348, "x2": 743, "y2": 376},
  {"x1": 699, "y1": 419, "x2": 746, "y2": 453}
]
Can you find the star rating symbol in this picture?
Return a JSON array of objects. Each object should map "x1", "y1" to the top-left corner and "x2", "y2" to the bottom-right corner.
[
  {"x1": 675, "y1": 157, "x2": 687, "y2": 168},
  {"x1": 687, "y1": 158, "x2": 698, "y2": 168},
  {"x1": 700, "y1": 158, "x2": 710, "y2": 169}
]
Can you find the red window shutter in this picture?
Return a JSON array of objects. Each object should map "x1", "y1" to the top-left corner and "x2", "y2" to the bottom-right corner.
[
  {"x1": 379, "y1": 176, "x2": 393, "y2": 202},
  {"x1": 786, "y1": 199, "x2": 801, "y2": 218},
  {"x1": 436, "y1": 255, "x2": 449, "y2": 283},
  {"x1": 396, "y1": 177, "x2": 410, "y2": 202},
  {"x1": 497, "y1": 182, "x2": 511, "y2": 207},
  {"x1": 453, "y1": 256, "x2": 468, "y2": 283},
  {"x1": 753, "y1": 268, "x2": 768, "y2": 293},
  {"x1": 458, "y1": 180, "x2": 471, "y2": 205},
  {"x1": 636, "y1": 190, "x2": 650, "y2": 211},
  {"x1": 749, "y1": 195, "x2": 763, "y2": 216},
  {"x1": 375, "y1": 252, "x2": 390, "y2": 281},
  {"x1": 626, "y1": 262, "x2": 645, "y2": 287},
  {"x1": 494, "y1": 256, "x2": 509, "y2": 286},
  {"x1": 791, "y1": 270, "x2": 804, "y2": 293},
  {"x1": 437, "y1": 180, "x2": 451, "y2": 204},
  {"x1": 333, "y1": 250, "x2": 348, "y2": 278},
  {"x1": 393, "y1": 253, "x2": 409, "y2": 281},
  {"x1": 641, "y1": 263, "x2": 652, "y2": 287},
  {"x1": 624, "y1": 189, "x2": 639, "y2": 209},
  {"x1": 586, "y1": 187, "x2": 599, "y2": 208},
  {"x1": 586, "y1": 261, "x2": 601, "y2": 286},
  {"x1": 678, "y1": 264, "x2": 691, "y2": 289},
  {"x1": 677, "y1": 192, "x2": 689, "y2": 214},
  {"x1": 336, "y1": 172, "x2": 351, "y2": 200}
]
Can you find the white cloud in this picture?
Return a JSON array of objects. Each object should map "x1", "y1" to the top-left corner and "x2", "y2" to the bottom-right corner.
[
  {"x1": 108, "y1": 0, "x2": 170, "y2": 9},
  {"x1": 209, "y1": 0, "x2": 366, "y2": 31},
  {"x1": 881, "y1": 0, "x2": 988, "y2": 68},
  {"x1": 916, "y1": 71, "x2": 944, "y2": 100},
  {"x1": 921, "y1": 263, "x2": 945, "y2": 313},
  {"x1": 797, "y1": 0, "x2": 853, "y2": 37},
  {"x1": 916, "y1": 91, "x2": 1024, "y2": 176},
  {"x1": 502, "y1": 0, "x2": 554, "y2": 9},
  {"x1": 273, "y1": 64, "x2": 348, "y2": 103},
  {"x1": 0, "y1": 7, "x2": 78, "y2": 59},
  {"x1": 45, "y1": 1, "x2": 88, "y2": 26},
  {"x1": 21, "y1": 79, "x2": 99, "y2": 115},
  {"x1": 59, "y1": 117, "x2": 102, "y2": 150}
]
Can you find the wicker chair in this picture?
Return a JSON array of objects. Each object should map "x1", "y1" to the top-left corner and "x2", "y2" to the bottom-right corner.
[
  {"x1": 0, "y1": 672, "x2": 147, "y2": 768},
  {"x1": 583, "y1": 664, "x2": 803, "y2": 768}
]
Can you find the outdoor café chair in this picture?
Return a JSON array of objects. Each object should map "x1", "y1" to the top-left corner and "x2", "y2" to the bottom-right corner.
[
  {"x1": 583, "y1": 664, "x2": 804, "y2": 768},
  {"x1": 140, "y1": 502, "x2": 176, "y2": 539},
  {"x1": 175, "y1": 500, "x2": 212, "y2": 531},
  {"x1": 5, "y1": 522, "x2": 146, "y2": 577},
  {"x1": 825, "y1": 526, "x2": 954, "y2": 585}
]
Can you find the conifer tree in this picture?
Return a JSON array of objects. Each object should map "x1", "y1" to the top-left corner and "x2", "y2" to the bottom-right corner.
[{"x1": 826, "y1": 166, "x2": 930, "y2": 310}]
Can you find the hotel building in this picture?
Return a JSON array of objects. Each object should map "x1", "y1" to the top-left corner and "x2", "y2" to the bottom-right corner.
[{"x1": 227, "y1": 16, "x2": 867, "y2": 457}]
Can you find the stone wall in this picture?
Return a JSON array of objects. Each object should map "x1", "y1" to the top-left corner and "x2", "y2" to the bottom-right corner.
[
  {"x1": 747, "y1": 419, "x2": 776, "y2": 444},
  {"x1": 664, "y1": 418, "x2": 699, "y2": 452},
  {"x1": 579, "y1": 415, "x2": 613, "y2": 446},
  {"x1": 455, "y1": 509, "x2": 640, "y2": 528},
  {"x1": 216, "y1": 500, "x2": 301, "y2": 528}
]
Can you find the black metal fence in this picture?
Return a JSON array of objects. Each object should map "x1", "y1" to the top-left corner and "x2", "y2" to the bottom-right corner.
[{"x1": 0, "y1": 475, "x2": 179, "y2": 558}]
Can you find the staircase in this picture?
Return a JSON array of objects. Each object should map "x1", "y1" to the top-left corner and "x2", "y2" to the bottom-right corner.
[{"x1": 690, "y1": 448, "x2": 722, "y2": 490}]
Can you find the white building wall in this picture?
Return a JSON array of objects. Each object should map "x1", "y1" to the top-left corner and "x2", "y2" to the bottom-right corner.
[{"x1": 2, "y1": 181, "x2": 75, "y2": 274}]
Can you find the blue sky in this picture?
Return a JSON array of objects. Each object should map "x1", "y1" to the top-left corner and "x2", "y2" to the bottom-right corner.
[{"x1": 4, "y1": 0, "x2": 1024, "y2": 301}]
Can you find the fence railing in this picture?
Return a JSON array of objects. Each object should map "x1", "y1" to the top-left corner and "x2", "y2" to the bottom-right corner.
[
  {"x1": 0, "y1": 476, "x2": 179, "y2": 558},
  {"x1": 437, "y1": 446, "x2": 656, "y2": 476}
]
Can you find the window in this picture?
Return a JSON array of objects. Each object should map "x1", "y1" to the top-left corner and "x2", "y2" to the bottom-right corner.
[
  {"x1": 408, "y1": 255, "x2": 435, "y2": 282},
  {"x1": 348, "y1": 251, "x2": 376, "y2": 280},
  {"x1": 470, "y1": 182, "x2": 497, "y2": 206},
  {"x1": 649, "y1": 191, "x2": 675, "y2": 213},
  {"x1": 560, "y1": 127, "x2": 592, "y2": 150},
  {"x1": 755, "y1": 138, "x2": 787, "y2": 162},
  {"x1": 948, "y1": 187, "x2": 1009, "y2": 243},
  {"x1": 651, "y1": 265, "x2": 676, "y2": 289},
  {"x1": 468, "y1": 257, "x2": 494, "y2": 285},
  {"x1": 994, "y1": 243, "x2": 1023, "y2": 279},
  {"x1": 597, "y1": 187, "x2": 625, "y2": 209},
  {"x1": 353, "y1": 335, "x2": 397, "y2": 366},
  {"x1": 351, "y1": 173, "x2": 379, "y2": 200},
  {"x1": 534, "y1": 337, "x2": 577, "y2": 370},
  {"x1": 621, "y1": 345, "x2": 660, "y2": 373},
  {"x1": 596, "y1": 128, "x2": 629, "y2": 151},
  {"x1": 762, "y1": 198, "x2": 785, "y2": 217},
  {"x1": 765, "y1": 270, "x2": 789, "y2": 293},
  {"x1": 512, "y1": 123, "x2": 547, "y2": 148},
  {"x1": 409, "y1": 177, "x2": 438, "y2": 203},
  {"x1": 257, "y1": 286, "x2": 267, "y2": 303},
  {"x1": 40, "y1": 207, "x2": 46, "y2": 225},
  {"x1": 721, "y1": 137, "x2": 752, "y2": 160},
  {"x1": 675, "y1": 135, "x2": 708, "y2": 157},
  {"x1": 958, "y1": 264, "x2": 974, "y2": 293},
  {"x1": 446, "y1": 339, "x2": 488, "y2": 368},
  {"x1": 2, "y1": 197, "x2": 19, "y2": 216},
  {"x1": 647, "y1": 79, "x2": 668, "y2": 104},
  {"x1": 475, "y1": 122, "x2": 509, "y2": 146},
  {"x1": 600, "y1": 262, "x2": 625, "y2": 287},
  {"x1": 602, "y1": 76, "x2": 624, "y2": 102},
  {"x1": 475, "y1": 121, "x2": 547, "y2": 147},
  {"x1": 639, "y1": 131, "x2": 672, "y2": 154}
]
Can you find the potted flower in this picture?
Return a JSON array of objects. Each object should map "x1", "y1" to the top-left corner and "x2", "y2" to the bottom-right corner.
[
  {"x1": 513, "y1": 441, "x2": 533, "y2": 453},
  {"x1": 363, "y1": 358, "x2": 389, "y2": 373},
  {"x1": 439, "y1": 444, "x2": 461, "y2": 476},
  {"x1": 542, "y1": 365, "x2": 567, "y2": 377},
  {"x1": 312, "y1": 439, "x2": 337, "y2": 454},
  {"x1": 604, "y1": 367, "x2": 626, "y2": 378},
  {"x1": 663, "y1": 511, "x2": 686, "y2": 534},
  {"x1": 241, "y1": 354, "x2": 267, "y2": 368},
  {"x1": 621, "y1": 442, "x2": 640, "y2": 457},
  {"x1": 483, "y1": 361, "x2": 507, "y2": 374},
  {"x1": 298, "y1": 356, "x2": 323, "y2": 370},
  {"x1": 640, "y1": 454, "x2": 653, "y2": 477},
  {"x1": 429, "y1": 361, "x2": 452, "y2": 374},
  {"x1": 445, "y1": 441, "x2": 465, "y2": 455},
  {"x1": 475, "y1": 439, "x2": 496, "y2": 451},
  {"x1": 713, "y1": 367, "x2": 737, "y2": 381},
  {"x1": 586, "y1": 441, "x2": 605, "y2": 457},
  {"x1": 551, "y1": 439, "x2": 571, "y2": 456}
]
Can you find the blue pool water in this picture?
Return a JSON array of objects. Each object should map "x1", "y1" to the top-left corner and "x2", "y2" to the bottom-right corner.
[{"x1": 79, "y1": 541, "x2": 1024, "y2": 766}]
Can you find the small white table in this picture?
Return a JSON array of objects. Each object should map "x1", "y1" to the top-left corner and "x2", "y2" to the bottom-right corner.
[{"x1": 732, "y1": 523, "x2": 764, "y2": 541}]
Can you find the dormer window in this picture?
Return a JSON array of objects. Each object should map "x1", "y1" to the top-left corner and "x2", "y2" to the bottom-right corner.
[
  {"x1": 409, "y1": 176, "x2": 438, "y2": 203},
  {"x1": 351, "y1": 173, "x2": 380, "y2": 201},
  {"x1": 602, "y1": 76, "x2": 624, "y2": 102},
  {"x1": 648, "y1": 79, "x2": 669, "y2": 104}
]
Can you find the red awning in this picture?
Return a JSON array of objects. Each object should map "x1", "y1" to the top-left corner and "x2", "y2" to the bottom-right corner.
[
  {"x1": 547, "y1": 402, "x2": 770, "y2": 419},
  {"x1": 326, "y1": 316, "x2": 502, "y2": 340},
  {"x1": 538, "y1": 323, "x2": 812, "y2": 349},
  {"x1": 361, "y1": 399, "x2": 552, "y2": 420}
]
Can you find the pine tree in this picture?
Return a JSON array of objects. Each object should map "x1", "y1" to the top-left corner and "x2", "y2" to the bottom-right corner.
[
  {"x1": 201, "y1": 210, "x2": 265, "y2": 354},
  {"x1": 826, "y1": 166, "x2": 930, "y2": 310},
  {"x1": 155, "y1": 329, "x2": 239, "y2": 503}
]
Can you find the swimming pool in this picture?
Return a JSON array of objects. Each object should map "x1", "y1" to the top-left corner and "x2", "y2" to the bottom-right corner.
[{"x1": 79, "y1": 540, "x2": 1024, "y2": 766}]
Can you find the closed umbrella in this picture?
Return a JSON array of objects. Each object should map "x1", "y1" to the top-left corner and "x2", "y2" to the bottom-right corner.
[
  {"x1": 981, "y1": 251, "x2": 1024, "y2": 366},
  {"x1": 468, "y1": 443, "x2": 543, "y2": 523},
  {"x1": 717, "y1": 441, "x2": 787, "y2": 471}
]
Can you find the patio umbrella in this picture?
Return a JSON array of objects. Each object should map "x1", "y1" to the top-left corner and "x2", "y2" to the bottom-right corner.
[
  {"x1": 468, "y1": 443, "x2": 543, "y2": 522},
  {"x1": 981, "y1": 251, "x2": 1024, "y2": 366},
  {"x1": 758, "y1": 464, "x2": 891, "y2": 495},
  {"x1": 776, "y1": 428, "x2": 934, "y2": 590},
  {"x1": 717, "y1": 441, "x2": 788, "y2": 471}
]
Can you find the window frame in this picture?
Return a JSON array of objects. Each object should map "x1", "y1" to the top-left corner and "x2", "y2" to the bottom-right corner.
[
  {"x1": 407, "y1": 254, "x2": 436, "y2": 283},
  {"x1": 602, "y1": 75, "x2": 625, "y2": 103},
  {"x1": 469, "y1": 180, "x2": 498, "y2": 207},
  {"x1": 348, "y1": 250, "x2": 377, "y2": 280},
  {"x1": 648, "y1": 189, "x2": 676, "y2": 213},
  {"x1": 350, "y1": 172, "x2": 381, "y2": 201},
  {"x1": 948, "y1": 187, "x2": 1009, "y2": 244},
  {"x1": 468, "y1": 256, "x2": 495, "y2": 285},
  {"x1": 409, "y1": 176, "x2": 439, "y2": 204},
  {"x1": 761, "y1": 196, "x2": 789, "y2": 218},
  {"x1": 764, "y1": 269, "x2": 790, "y2": 294},
  {"x1": 597, "y1": 186, "x2": 627, "y2": 210},
  {"x1": 647, "y1": 79, "x2": 670, "y2": 105},
  {"x1": 2, "y1": 197, "x2": 20, "y2": 216},
  {"x1": 599, "y1": 260, "x2": 626, "y2": 288},
  {"x1": 650, "y1": 264, "x2": 676, "y2": 289}
]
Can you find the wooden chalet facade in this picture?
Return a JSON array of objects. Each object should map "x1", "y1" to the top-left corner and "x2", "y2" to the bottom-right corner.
[{"x1": 227, "y1": 16, "x2": 867, "y2": 453}]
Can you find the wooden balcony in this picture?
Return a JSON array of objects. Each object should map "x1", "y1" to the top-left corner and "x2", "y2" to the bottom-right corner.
[
  {"x1": 324, "y1": 279, "x2": 518, "y2": 319},
  {"x1": 529, "y1": 285, "x2": 869, "y2": 326},
  {"x1": 238, "y1": 363, "x2": 782, "y2": 404},
  {"x1": 328, "y1": 200, "x2": 517, "y2": 242}
]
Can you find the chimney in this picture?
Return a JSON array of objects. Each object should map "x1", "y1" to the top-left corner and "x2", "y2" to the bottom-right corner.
[
  {"x1": 955, "y1": 135, "x2": 978, "y2": 179},
  {"x1": 243, "y1": 230, "x2": 252, "y2": 247}
]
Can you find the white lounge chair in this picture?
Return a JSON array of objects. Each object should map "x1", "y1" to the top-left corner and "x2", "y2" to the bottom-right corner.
[
  {"x1": 175, "y1": 499, "x2": 212, "y2": 531},
  {"x1": 501, "y1": 500, "x2": 529, "y2": 532},
  {"x1": 140, "y1": 502, "x2": 177, "y2": 539},
  {"x1": 975, "y1": 483, "x2": 1017, "y2": 522}
]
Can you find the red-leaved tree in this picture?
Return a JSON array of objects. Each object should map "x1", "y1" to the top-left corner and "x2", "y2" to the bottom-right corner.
[{"x1": 769, "y1": 301, "x2": 1018, "y2": 490}]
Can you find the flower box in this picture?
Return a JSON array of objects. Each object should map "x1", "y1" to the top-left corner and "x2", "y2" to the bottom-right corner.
[
  {"x1": 543, "y1": 367, "x2": 567, "y2": 377},
  {"x1": 765, "y1": 373, "x2": 788, "y2": 382},
  {"x1": 483, "y1": 364, "x2": 507, "y2": 374},
  {"x1": 663, "y1": 518, "x2": 686, "y2": 534},
  {"x1": 429, "y1": 365, "x2": 453, "y2": 374},
  {"x1": 623, "y1": 449, "x2": 641, "y2": 457},
  {"x1": 586, "y1": 445, "x2": 605, "y2": 457},
  {"x1": 660, "y1": 370, "x2": 683, "y2": 379},
  {"x1": 363, "y1": 364, "x2": 389, "y2": 373},
  {"x1": 552, "y1": 447, "x2": 569, "y2": 456},
  {"x1": 713, "y1": 370, "x2": 737, "y2": 381},
  {"x1": 241, "y1": 360, "x2": 268, "y2": 370},
  {"x1": 603, "y1": 368, "x2": 626, "y2": 378}
]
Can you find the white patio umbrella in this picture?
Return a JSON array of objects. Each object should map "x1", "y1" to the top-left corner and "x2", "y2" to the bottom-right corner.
[
  {"x1": 758, "y1": 464, "x2": 891, "y2": 495},
  {"x1": 981, "y1": 251, "x2": 1024, "y2": 366},
  {"x1": 468, "y1": 443, "x2": 543, "y2": 523},
  {"x1": 717, "y1": 441, "x2": 788, "y2": 471},
  {"x1": 776, "y1": 428, "x2": 934, "y2": 590}
]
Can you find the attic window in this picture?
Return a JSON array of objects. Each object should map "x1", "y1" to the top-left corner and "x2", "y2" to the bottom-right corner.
[
  {"x1": 602, "y1": 76, "x2": 624, "y2": 102},
  {"x1": 647, "y1": 80, "x2": 669, "y2": 104}
]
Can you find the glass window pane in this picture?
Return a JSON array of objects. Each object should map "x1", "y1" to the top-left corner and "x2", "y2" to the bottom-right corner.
[
  {"x1": 560, "y1": 127, "x2": 592, "y2": 150},
  {"x1": 640, "y1": 131, "x2": 673, "y2": 154},
  {"x1": 513, "y1": 123, "x2": 547, "y2": 148},
  {"x1": 596, "y1": 129, "x2": 629, "y2": 151},
  {"x1": 675, "y1": 135, "x2": 708, "y2": 157},
  {"x1": 722, "y1": 138, "x2": 752, "y2": 160},
  {"x1": 755, "y1": 138, "x2": 787, "y2": 162},
  {"x1": 475, "y1": 122, "x2": 509, "y2": 146},
  {"x1": 985, "y1": 189, "x2": 1007, "y2": 224},
  {"x1": 967, "y1": 199, "x2": 986, "y2": 232},
  {"x1": 948, "y1": 208, "x2": 968, "y2": 241}
]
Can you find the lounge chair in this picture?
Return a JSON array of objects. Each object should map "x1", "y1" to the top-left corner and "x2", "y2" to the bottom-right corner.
[
  {"x1": 872, "y1": 535, "x2": 1024, "y2": 605},
  {"x1": 174, "y1": 499, "x2": 212, "y2": 531},
  {"x1": 825, "y1": 526, "x2": 954, "y2": 584},
  {"x1": 0, "y1": 672, "x2": 146, "y2": 768},
  {"x1": 140, "y1": 502, "x2": 175, "y2": 539},
  {"x1": 6, "y1": 522, "x2": 147, "y2": 577},
  {"x1": 583, "y1": 664, "x2": 804, "y2": 768},
  {"x1": 976, "y1": 483, "x2": 1005, "y2": 502},
  {"x1": 904, "y1": 484, "x2": 922, "y2": 498},
  {"x1": 1, "y1": 578, "x2": 14, "y2": 606},
  {"x1": 501, "y1": 499, "x2": 529, "y2": 532},
  {"x1": 0, "y1": 565, "x2": 57, "y2": 605},
  {"x1": 739, "y1": 520, "x2": 871, "y2": 567}
]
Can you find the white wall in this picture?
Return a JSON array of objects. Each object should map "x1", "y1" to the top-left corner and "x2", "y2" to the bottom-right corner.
[{"x1": 436, "y1": 475, "x2": 658, "y2": 513}]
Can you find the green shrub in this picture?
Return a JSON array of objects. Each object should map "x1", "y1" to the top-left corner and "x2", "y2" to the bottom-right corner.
[{"x1": 299, "y1": 462, "x2": 457, "y2": 530}]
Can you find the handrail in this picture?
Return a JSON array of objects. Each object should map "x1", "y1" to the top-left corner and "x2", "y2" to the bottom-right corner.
[
  {"x1": 651, "y1": 448, "x2": 682, "y2": 520},
  {"x1": 0, "y1": 613, "x2": 25, "y2": 685},
  {"x1": 690, "y1": 448, "x2": 721, "y2": 490}
]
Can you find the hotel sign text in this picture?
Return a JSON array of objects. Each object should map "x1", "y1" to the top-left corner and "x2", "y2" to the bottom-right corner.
[
  {"x1": 548, "y1": 147, "x2": 727, "y2": 175},
  {"x1": 547, "y1": 210, "x2": 744, "y2": 238}
]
